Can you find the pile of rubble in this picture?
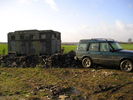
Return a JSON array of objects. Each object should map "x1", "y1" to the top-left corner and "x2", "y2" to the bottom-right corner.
[
  {"x1": 29, "y1": 85, "x2": 83, "y2": 100},
  {"x1": 0, "y1": 51, "x2": 81, "y2": 68}
]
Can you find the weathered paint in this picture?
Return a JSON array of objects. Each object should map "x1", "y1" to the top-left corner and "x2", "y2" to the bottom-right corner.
[{"x1": 8, "y1": 30, "x2": 61, "y2": 55}]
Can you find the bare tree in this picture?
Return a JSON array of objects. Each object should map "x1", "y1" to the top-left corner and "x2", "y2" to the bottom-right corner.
[{"x1": 128, "y1": 38, "x2": 132, "y2": 43}]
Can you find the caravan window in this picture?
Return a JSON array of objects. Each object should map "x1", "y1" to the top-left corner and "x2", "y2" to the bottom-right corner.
[
  {"x1": 20, "y1": 35, "x2": 24, "y2": 40},
  {"x1": 41, "y1": 34, "x2": 46, "y2": 39},
  {"x1": 30, "y1": 35, "x2": 33, "y2": 39},
  {"x1": 11, "y1": 35, "x2": 15, "y2": 40}
]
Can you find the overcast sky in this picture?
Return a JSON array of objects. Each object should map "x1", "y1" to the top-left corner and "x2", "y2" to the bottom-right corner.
[{"x1": 0, "y1": 0, "x2": 133, "y2": 42}]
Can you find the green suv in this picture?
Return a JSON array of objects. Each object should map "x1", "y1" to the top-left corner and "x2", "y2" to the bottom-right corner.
[{"x1": 76, "y1": 38, "x2": 133, "y2": 72}]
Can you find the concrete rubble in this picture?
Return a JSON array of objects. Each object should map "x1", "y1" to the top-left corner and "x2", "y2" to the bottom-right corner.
[{"x1": 0, "y1": 51, "x2": 81, "y2": 68}]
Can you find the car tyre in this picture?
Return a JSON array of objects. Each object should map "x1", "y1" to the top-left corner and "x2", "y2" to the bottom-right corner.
[
  {"x1": 82, "y1": 57, "x2": 93, "y2": 68},
  {"x1": 120, "y1": 59, "x2": 133, "y2": 72}
]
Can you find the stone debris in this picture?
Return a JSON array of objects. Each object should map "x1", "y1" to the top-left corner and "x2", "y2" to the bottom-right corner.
[
  {"x1": 0, "y1": 51, "x2": 81, "y2": 68},
  {"x1": 31, "y1": 85, "x2": 84, "y2": 100},
  {"x1": 43, "y1": 51, "x2": 81, "y2": 68},
  {"x1": 59, "y1": 95, "x2": 69, "y2": 100}
]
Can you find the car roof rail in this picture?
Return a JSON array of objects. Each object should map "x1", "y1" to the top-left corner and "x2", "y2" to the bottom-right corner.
[{"x1": 91, "y1": 38, "x2": 114, "y2": 42}]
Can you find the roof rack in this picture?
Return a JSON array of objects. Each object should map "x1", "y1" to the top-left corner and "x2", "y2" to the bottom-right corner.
[{"x1": 91, "y1": 38, "x2": 114, "y2": 41}]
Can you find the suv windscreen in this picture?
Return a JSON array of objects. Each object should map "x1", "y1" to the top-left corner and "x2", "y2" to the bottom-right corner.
[{"x1": 110, "y1": 42, "x2": 122, "y2": 50}]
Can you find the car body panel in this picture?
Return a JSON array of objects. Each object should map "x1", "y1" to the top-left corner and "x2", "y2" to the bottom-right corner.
[{"x1": 76, "y1": 39, "x2": 133, "y2": 67}]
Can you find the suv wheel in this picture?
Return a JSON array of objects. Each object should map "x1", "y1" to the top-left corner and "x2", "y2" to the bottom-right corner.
[
  {"x1": 82, "y1": 57, "x2": 92, "y2": 68},
  {"x1": 120, "y1": 59, "x2": 133, "y2": 72}
]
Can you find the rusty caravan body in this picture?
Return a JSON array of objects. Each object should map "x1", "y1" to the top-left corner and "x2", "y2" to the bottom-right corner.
[{"x1": 8, "y1": 30, "x2": 61, "y2": 55}]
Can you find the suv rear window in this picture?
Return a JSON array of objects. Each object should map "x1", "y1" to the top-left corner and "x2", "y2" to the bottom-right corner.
[
  {"x1": 100, "y1": 43, "x2": 110, "y2": 52},
  {"x1": 78, "y1": 43, "x2": 88, "y2": 51},
  {"x1": 89, "y1": 43, "x2": 99, "y2": 51}
]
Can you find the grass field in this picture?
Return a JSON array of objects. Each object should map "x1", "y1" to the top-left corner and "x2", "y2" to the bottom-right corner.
[
  {"x1": 61, "y1": 45, "x2": 77, "y2": 53},
  {"x1": 120, "y1": 43, "x2": 133, "y2": 50},
  {"x1": 0, "y1": 43, "x2": 8, "y2": 55},
  {"x1": 0, "y1": 43, "x2": 133, "y2": 55},
  {"x1": 0, "y1": 43, "x2": 133, "y2": 99},
  {"x1": 0, "y1": 67, "x2": 132, "y2": 100}
]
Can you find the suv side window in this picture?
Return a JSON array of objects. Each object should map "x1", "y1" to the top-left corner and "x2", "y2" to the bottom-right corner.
[
  {"x1": 78, "y1": 43, "x2": 88, "y2": 51},
  {"x1": 100, "y1": 43, "x2": 110, "y2": 52},
  {"x1": 89, "y1": 43, "x2": 99, "y2": 51}
]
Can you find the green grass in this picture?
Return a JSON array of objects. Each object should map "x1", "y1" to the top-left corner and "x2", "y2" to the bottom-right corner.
[
  {"x1": 61, "y1": 45, "x2": 77, "y2": 53},
  {"x1": 0, "y1": 43, "x2": 133, "y2": 99},
  {"x1": 0, "y1": 43, "x2": 133, "y2": 55},
  {"x1": 120, "y1": 43, "x2": 133, "y2": 50},
  {"x1": 0, "y1": 43, "x2": 8, "y2": 55},
  {"x1": 0, "y1": 68, "x2": 133, "y2": 99}
]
